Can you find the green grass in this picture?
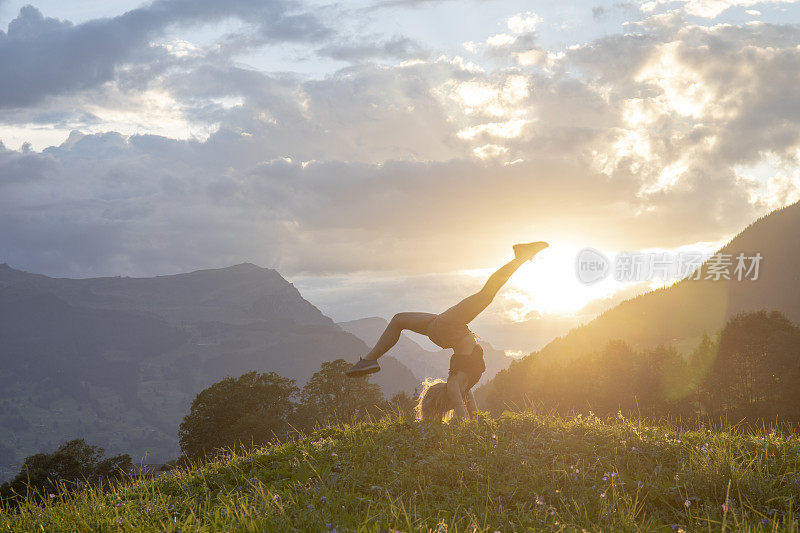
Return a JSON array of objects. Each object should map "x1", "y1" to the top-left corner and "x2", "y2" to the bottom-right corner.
[{"x1": 2, "y1": 411, "x2": 800, "y2": 532}]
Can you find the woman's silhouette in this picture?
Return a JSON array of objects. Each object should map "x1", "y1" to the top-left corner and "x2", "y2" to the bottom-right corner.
[{"x1": 346, "y1": 241, "x2": 548, "y2": 420}]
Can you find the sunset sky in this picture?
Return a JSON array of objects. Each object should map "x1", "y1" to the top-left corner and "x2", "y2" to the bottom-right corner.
[{"x1": 2, "y1": 0, "x2": 800, "y2": 351}]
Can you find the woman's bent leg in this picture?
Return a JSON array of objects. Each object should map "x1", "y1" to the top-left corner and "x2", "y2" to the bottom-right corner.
[{"x1": 364, "y1": 312, "x2": 436, "y2": 360}]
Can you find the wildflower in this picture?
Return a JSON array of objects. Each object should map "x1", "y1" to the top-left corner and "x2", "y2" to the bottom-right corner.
[
  {"x1": 117, "y1": 517, "x2": 123, "y2": 524},
  {"x1": 116, "y1": 501, "x2": 122, "y2": 508},
  {"x1": 320, "y1": 496, "x2": 327, "y2": 503},
  {"x1": 762, "y1": 518, "x2": 769, "y2": 525},
  {"x1": 273, "y1": 495, "x2": 282, "y2": 504},
  {"x1": 684, "y1": 500, "x2": 691, "y2": 508},
  {"x1": 250, "y1": 477, "x2": 257, "y2": 483},
  {"x1": 637, "y1": 481, "x2": 644, "y2": 489},
  {"x1": 721, "y1": 501, "x2": 730, "y2": 513},
  {"x1": 600, "y1": 492, "x2": 606, "y2": 499}
]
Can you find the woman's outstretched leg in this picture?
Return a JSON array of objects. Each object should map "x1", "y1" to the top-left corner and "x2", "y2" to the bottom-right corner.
[
  {"x1": 438, "y1": 241, "x2": 548, "y2": 325},
  {"x1": 345, "y1": 312, "x2": 435, "y2": 377}
]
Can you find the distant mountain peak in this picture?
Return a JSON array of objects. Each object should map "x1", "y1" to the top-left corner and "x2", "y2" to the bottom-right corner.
[
  {"x1": 181, "y1": 263, "x2": 276, "y2": 277},
  {"x1": 225, "y1": 262, "x2": 263, "y2": 271}
]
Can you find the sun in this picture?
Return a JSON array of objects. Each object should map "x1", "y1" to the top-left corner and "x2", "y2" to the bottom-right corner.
[
  {"x1": 506, "y1": 244, "x2": 622, "y2": 318},
  {"x1": 462, "y1": 243, "x2": 624, "y2": 321}
]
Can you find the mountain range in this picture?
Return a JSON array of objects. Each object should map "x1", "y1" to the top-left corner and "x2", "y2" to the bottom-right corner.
[{"x1": 0, "y1": 263, "x2": 418, "y2": 480}]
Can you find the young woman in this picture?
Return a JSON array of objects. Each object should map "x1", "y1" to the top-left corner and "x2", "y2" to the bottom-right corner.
[{"x1": 345, "y1": 241, "x2": 549, "y2": 421}]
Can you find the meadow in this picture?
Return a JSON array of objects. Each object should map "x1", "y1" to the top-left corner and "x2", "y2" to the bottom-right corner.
[{"x1": 2, "y1": 411, "x2": 799, "y2": 532}]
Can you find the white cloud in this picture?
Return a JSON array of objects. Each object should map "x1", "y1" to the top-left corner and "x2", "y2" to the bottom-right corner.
[
  {"x1": 640, "y1": 0, "x2": 799, "y2": 18},
  {"x1": 507, "y1": 12, "x2": 542, "y2": 34}
]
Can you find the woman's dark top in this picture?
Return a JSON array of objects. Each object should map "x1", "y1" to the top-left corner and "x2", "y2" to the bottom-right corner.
[{"x1": 448, "y1": 344, "x2": 486, "y2": 390}]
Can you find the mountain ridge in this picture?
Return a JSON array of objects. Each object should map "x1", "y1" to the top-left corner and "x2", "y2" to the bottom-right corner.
[
  {"x1": 0, "y1": 263, "x2": 417, "y2": 481},
  {"x1": 479, "y1": 201, "x2": 800, "y2": 407}
]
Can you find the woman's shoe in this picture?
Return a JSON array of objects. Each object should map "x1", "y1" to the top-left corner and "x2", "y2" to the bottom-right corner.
[
  {"x1": 345, "y1": 357, "x2": 381, "y2": 377},
  {"x1": 513, "y1": 241, "x2": 549, "y2": 261}
]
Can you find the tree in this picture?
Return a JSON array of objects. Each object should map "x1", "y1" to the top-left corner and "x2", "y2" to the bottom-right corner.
[
  {"x1": 0, "y1": 439, "x2": 131, "y2": 506},
  {"x1": 297, "y1": 359, "x2": 386, "y2": 428},
  {"x1": 699, "y1": 311, "x2": 800, "y2": 419},
  {"x1": 179, "y1": 371, "x2": 298, "y2": 459}
]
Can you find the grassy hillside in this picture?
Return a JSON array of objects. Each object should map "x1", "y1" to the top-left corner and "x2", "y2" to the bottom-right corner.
[{"x1": 3, "y1": 413, "x2": 799, "y2": 532}]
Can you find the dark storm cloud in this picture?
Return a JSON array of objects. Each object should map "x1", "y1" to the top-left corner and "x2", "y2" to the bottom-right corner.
[{"x1": 0, "y1": 0, "x2": 330, "y2": 108}]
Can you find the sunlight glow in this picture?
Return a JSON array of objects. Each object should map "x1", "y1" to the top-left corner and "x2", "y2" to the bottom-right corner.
[
  {"x1": 457, "y1": 118, "x2": 530, "y2": 140},
  {"x1": 636, "y1": 42, "x2": 714, "y2": 119},
  {"x1": 463, "y1": 239, "x2": 731, "y2": 322},
  {"x1": 734, "y1": 154, "x2": 800, "y2": 210},
  {"x1": 639, "y1": 160, "x2": 688, "y2": 195}
]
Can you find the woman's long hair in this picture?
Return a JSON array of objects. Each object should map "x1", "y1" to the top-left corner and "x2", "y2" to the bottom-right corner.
[
  {"x1": 415, "y1": 378, "x2": 452, "y2": 421},
  {"x1": 417, "y1": 377, "x2": 477, "y2": 422}
]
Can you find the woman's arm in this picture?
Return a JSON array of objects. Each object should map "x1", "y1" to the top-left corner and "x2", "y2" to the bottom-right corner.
[{"x1": 446, "y1": 374, "x2": 469, "y2": 418}]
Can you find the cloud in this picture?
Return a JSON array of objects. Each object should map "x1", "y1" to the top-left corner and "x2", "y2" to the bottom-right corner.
[
  {"x1": 592, "y1": 5, "x2": 609, "y2": 19},
  {"x1": 370, "y1": 0, "x2": 456, "y2": 9},
  {"x1": 317, "y1": 36, "x2": 430, "y2": 62},
  {"x1": 0, "y1": 0, "x2": 330, "y2": 108},
  {"x1": 640, "y1": 0, "x2": 800, "y2": 18},
  {"x1": 1, "y1": 8, "x2": 799, "y2": 295}
]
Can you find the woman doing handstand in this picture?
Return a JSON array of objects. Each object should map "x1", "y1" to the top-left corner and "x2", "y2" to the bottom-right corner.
[{"x1": 345, "y1": 241, "x2": 548, "y2": 421}]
